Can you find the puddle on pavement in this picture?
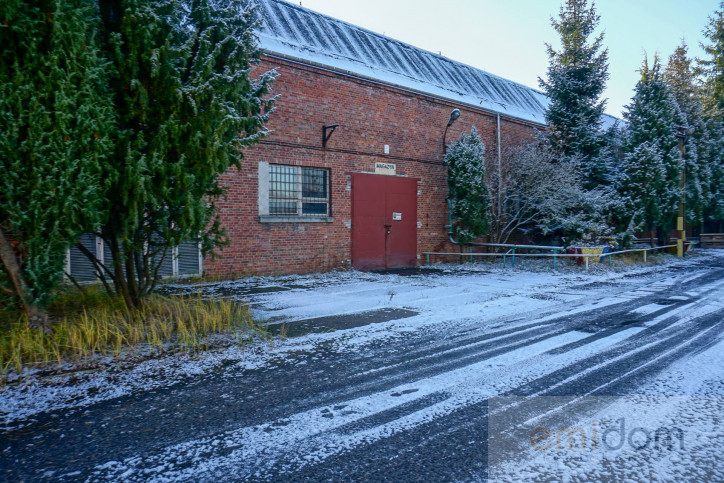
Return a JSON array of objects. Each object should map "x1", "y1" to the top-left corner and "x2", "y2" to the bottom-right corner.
[{"x1": 265, "y1": 307, "x2": 419, "y2": 337}]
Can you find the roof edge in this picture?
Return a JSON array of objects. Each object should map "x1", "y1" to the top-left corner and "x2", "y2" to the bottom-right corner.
[{"x1": 262, "y1": 50, "x2": 548, "y2": 128}]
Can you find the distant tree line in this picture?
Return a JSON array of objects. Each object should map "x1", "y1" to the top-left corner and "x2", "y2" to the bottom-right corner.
[
  {"x1": 448, "y1": 0, "x2": 724, "y2": 249},
  {"x1": 1, "y1": 0, "x2": 275, "y2": 329}
]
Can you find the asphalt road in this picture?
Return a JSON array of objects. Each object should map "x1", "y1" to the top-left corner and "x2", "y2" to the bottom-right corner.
[{"x1": 2, "y1": 255, "x2": 724, "y2": 482}]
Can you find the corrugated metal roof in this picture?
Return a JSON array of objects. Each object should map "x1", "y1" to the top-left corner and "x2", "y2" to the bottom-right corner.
[{"x1": 257, "y1": 0, "x2": 618, "y2": 128}]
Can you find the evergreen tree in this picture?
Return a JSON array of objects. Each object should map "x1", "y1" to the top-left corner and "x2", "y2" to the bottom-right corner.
[
  {"x1": 706, "y1": 117, "x2": 724, "y2": 228},
  {"x1": 665, "y1": 42, "x2": 711, "y2": 230},
  {"x1": 539, "y1": 0, "x2": 609, "y2": 188},
  {"x1": 445, "y1": 127, "x2": 491, "y2": 244},
  {"x1": 699, "y1": 5, "x2": 724, "y2": 116},
  {"x1": 0, "y1": 0, "x2": 114, "y2": 329},
  {"x1": 620, "y1": 56, "x2": 685, "y2": 245},
  {"x1": 617, "y1": 142, "x2": 667, "y2": 245},
  {"x1": 698, "y1": 4, "x2": 724, "y2": 229},
  {"x1": 596, "y1": 121, "x2": 625, "y2": 185},
  {"x1": 90, "y1": 0, "x2": 275, "y2": 308}
]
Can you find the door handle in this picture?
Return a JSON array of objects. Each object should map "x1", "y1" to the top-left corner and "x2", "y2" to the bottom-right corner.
[{"x1": 384, "y1": 224, "x2": 391, "y2": 236}]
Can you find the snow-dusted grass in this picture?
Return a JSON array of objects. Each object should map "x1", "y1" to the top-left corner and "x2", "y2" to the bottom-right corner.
[{"x1": 0, "y1": 292, "x2": 265, "y2": 384}]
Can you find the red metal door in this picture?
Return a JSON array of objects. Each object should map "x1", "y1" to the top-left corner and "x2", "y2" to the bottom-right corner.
[{"x1": 352, "y1": 173, "x2": 417, "y2": 270}]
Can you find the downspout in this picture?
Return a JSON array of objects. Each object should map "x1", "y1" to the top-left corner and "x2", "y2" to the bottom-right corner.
[
  {"x1": 443, "y1": 108, "x2": 464, "y2": 246},
  {"x1": 445, "y1": 197, "x2": 459, "y2": 244},
  {"x1": 497, "y1": 113, "x2": 503, "y2": 226}
]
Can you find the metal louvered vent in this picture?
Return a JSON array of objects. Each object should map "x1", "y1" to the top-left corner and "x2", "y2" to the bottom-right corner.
[
  {"x1": 177, "y1": 241, "x2": 201, "y2": 276},
  {"x1": 154, "y1": 247, "x2": 175, "y2": 278},
  {"x1": 101, "y1": 239, "x2": 124, "y2": 281},
  {"x1": 67, "y1": 235, "x2": 201, "y2": 281},
  {"x1": 69, "y1": 234, "x2": 99, "y2": 282}
]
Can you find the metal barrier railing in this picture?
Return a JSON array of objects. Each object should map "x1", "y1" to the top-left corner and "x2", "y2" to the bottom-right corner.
[{"x1": 422, "y1": 242, "x2": 697, "y2": 271}]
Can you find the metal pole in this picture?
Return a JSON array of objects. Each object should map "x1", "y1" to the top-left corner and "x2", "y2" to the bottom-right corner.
[{"x1": 676, "y1": 127, "x2": 687, "y2": 258}]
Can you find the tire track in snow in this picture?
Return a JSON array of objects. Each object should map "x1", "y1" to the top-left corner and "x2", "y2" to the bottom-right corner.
[
  {"x1": 6, "y1": 261, "x2": 724, "y2": 481},
  {"x1": 92, "y1": 291, "x2": 720, "y2": 482},
  {"x1": 279, "y1": 306, "x2": 724, "y2": 482},
  {"x1": 90, "y1": 327, "x2": 616, "y2": 481}
]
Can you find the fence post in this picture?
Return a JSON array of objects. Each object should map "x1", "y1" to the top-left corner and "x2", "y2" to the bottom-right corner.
[
  {"x1": 644, "y1": 250, "x2": 647, "y2": 263},
  {"x1": 585, "y1": 256, "x2": 589, "y2": 271}
]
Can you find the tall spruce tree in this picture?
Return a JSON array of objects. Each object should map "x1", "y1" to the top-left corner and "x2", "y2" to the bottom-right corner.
[
  {"x1": 620, "y1": 56, "x2": 685, "y2": 245},
  {"x1": 702, "y1": 116, "x2": 724, "y2": 229},
  {"x1": 700, "y1": 5, "x2": 724, "y2": 116},
  {"x1": 0, "y1": 0, "x2": 114, "y2": 329},
  {"x1": 617, "y1": 142, "x2": 667, "y2": 245},
  {"x1": 665, "y1": 42, "x2": 711, "y2": 230},
  {"x1": 90, "y1": 0, "x2": 275, "y2": 309},
  {"x1": 539, "y1": 0, "x2": 609, "y2": 188},
  {"x1": 698, "y1": 4, "x2": 724, "y2": 229},
  {"x1": 445, "y1": 127, "x2": 491, "y2": 244}
]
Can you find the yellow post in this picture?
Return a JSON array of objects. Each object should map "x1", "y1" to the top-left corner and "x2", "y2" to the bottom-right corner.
[
  {"x1": 676, "y1": 126, "x2": 687, "y2": 258},
  {"x1": 677, "y1": 216, "x2": 684, "y2": 258}
]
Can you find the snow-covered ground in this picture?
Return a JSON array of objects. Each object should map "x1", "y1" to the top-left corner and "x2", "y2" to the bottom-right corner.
[
  {"x1": 1, "y1": 251, "x2": 723, "y2": 481},
  {"x1": 488, "y1": 340, "x2": 724, "y2": 482},
  {"x1": 0, "y1": 254, "x2": 691, "y2": 426}
]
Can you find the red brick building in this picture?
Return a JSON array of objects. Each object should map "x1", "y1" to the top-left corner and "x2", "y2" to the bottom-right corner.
[
  {"x1": 64, "y1": 0, "x2": 617, "y2": 281},
  {"x1": 64, "y1": 0, "x2": 618, "y2": 282},
  {"x1": 204, "y1": 0, "x2": 589, "y2": 277}
]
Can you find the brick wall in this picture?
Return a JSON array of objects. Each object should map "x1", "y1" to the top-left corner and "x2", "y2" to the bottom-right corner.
[{"x1": 204, "y1": 55, "x2": 540, "y2": 277}]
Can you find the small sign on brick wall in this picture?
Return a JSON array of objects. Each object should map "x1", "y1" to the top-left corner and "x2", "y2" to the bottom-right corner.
[
  {"x1": 392, "y1": 212, "x2": 402, "y2": 221},
  {"x1": 375, "y1": 162, "x2": 396, "y2": 175}
]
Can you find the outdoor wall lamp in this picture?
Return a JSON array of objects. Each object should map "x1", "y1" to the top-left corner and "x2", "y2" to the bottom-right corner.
[
  {"x1": 442, "y1": 108, "x2": 461, "y2": 155},
  {"x1": 322, "y1": 124, "x2": 339, "y2": 148}
]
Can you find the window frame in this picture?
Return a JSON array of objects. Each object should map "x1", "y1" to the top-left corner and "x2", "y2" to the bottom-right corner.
[{"x1": 258, "y1": 162, "x2": 334, "y2": 223}]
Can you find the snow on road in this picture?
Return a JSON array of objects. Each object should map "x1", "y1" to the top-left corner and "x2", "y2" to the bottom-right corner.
[
  {"x1": 2, "y1": 251, "x2": 724, "y2": 481},
  {"x1": 489, "y1": 328, "x2": 724, "y2": 482},
  {"x1": 0, "y1": 258, "x2": 644, "y2": 426}
]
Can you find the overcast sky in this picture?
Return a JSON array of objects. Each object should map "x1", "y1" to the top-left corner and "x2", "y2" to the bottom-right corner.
[{"x1": 294, "y1": 0, "x2": 721, "y2": 118}]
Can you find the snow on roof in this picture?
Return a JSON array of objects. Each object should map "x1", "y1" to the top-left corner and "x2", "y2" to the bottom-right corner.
[{"x1": 257, "y1": 0, "x2": 620, "y2": 128}]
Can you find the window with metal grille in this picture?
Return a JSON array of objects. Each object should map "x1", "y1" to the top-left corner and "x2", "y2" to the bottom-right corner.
[{"x1": 269, "y1": 164, "x2": 330, "y2": 216}]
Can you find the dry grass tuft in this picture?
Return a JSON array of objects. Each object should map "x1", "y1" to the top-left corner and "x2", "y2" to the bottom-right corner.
[{"x1": 0, "y1": 289, "x2": 264, "y2": 380}]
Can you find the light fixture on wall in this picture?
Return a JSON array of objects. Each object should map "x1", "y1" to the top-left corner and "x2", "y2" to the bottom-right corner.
[
  {"x1": 442, "y1": 108, "x2": 460, "y2": 155},
  {"x1": 322, "y1": 124, "x2": 339, "y2": 148}
]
